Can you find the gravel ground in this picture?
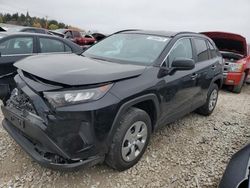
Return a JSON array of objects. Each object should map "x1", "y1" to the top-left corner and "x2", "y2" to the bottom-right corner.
[{"x1": 0, "y1": 86, "x2": 249, "y2": 188}]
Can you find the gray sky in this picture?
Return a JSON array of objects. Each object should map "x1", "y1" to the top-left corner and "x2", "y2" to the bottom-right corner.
[{"x1": 1, "y1": 0, "x2": 250, "y2": 41}]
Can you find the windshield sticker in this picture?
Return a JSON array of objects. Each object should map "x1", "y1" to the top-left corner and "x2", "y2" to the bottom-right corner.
[{"x1": 147, "y1": 36, "x2": 168, "y2": 42}]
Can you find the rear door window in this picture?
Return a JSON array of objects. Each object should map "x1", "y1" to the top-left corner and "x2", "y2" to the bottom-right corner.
[
  {"x1": 39, "y1": 37, "x2": 72, "y2": 53},
  {"x1": 207, "y1": 41, "x2": 217, "y2": 59},
  {"x1": 193, "y1": 38, "x2": 209, "y2": 62},
  {"x1": 0, "y1": 37, "x2": 34, "y2": 55}
]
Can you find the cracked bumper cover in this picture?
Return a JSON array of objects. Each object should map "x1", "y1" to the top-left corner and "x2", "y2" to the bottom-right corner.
[{"x1": 1, "y1": 105, "x2": 104, "y2": 170}]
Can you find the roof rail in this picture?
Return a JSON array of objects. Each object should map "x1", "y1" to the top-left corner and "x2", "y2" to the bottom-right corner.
[
  {"x1": 175, "y1": 31, "x2": 198, "y2": 36},
  {"x1": 113, "y1": 29, "x2": 141, "y2": 34}
]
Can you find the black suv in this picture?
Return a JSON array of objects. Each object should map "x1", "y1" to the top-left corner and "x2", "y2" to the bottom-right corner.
[{"x1": 1, "y1": 30, "x2": 223, "y2": 171}]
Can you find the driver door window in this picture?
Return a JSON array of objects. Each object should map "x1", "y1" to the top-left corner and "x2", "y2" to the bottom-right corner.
[{"x1": 167, "y1": 38, "x2": 193, "y2": 67}]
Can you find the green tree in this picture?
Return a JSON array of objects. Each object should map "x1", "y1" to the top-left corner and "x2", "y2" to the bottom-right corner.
[
  {"x1": 48, "y1": 20, "x2": 58, "y2": 26},
  {"x1": 25, "y1": 11, "x2": 30, "y2": 19},
  {"x1": 12, "y1": 13, "x2": 18, "y2": 21},
  {"x1": 39, "y1": 18, "x2": 46, "y2": 28},
  {"x1": 33, "y1": 22, "x2": 41, "y2": 28},
  {"x1": 5, "y1": 13, "x2": 11, "y2": 22},
  {"x1": 49, "y1": 24, "x2": 58, "y2": 30},
  {"x1": 0, "y1": 16, "x2": 3, "y2": 23},
  {"x1": 58, "y1": 22, "x2": 65, "y2": 28},
  {"x1": 20, "y1": 13, "x2": 26, "y2": 22}
]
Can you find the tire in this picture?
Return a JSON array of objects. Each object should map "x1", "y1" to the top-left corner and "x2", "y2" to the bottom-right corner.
[
  {"x1": 196, "y1": 83, "x2": 219, "y2": 116},
  {"x1": 232, "y1": 72, "x2": 246, "y2": 93},
  {"x1": 105, "y1": 107, "x2": 152, "y2": 171}
]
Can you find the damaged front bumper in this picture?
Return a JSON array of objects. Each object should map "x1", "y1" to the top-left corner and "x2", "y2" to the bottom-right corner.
[
  {"x1": 1, "y1": 105, "x2": 104, "y2": 170},
  {"x1": 1, "y1": 73, "x2": 119, "y2": 170}
]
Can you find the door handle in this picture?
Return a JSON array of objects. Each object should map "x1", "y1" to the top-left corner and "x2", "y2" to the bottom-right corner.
[
  {"x1": 211, "y1": 65, "x2": 217, "y2": 70},
  {"x1": 191, "y1": 73, "x2": 198, "y2": 80}
]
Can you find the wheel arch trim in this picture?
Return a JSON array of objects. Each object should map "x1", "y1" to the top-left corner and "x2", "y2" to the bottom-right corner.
[
  {"x1": 107, "y1": 94, "x2": 160, "y2": 145},
  {"x1": 211, "y1": 74, "x2": 223, "y2": 89}
]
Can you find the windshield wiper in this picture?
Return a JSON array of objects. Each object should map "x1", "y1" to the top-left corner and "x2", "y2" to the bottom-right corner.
[{"x1": 89, "y1": 56, "x2": 111, "y2": 62}]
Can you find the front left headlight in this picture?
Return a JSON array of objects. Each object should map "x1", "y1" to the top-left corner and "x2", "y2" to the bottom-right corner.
[{"x1": 43, "y1": 83, "x2": 113, "y2": 108}]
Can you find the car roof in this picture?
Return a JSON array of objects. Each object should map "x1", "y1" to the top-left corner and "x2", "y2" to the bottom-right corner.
[
  {"x1": 0, "y1": 31, "x2": 58, "y2": 38},
  {"x1": 117, "y1": 29, "x2": 202, "y2": 38},
  {"x1": 5, "y1": 26, "x2": 46, "y2": 32},
  {"x1": 55, "y1": 29, "x2": 79, "y2": 32}
]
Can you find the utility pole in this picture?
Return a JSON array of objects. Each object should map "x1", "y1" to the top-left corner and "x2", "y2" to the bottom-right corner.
[{"x1": 45, "y1": 15, "x2": 48, "y2": 29}]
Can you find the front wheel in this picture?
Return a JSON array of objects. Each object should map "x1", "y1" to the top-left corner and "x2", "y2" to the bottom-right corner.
[
  {"x1": 196, "y1": 83, "x2": 219, "y2": 116},
  {"x1": 105, "y1": 107, "x2": 152, "y2": 171}
]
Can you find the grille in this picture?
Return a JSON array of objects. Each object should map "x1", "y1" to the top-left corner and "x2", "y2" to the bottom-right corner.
[
  {"x1": 223, "y1": 62, "x2": 230, "y2": 73},
  {"x1": 6, "y1": 88, "x2": 36, "y2": 114}
]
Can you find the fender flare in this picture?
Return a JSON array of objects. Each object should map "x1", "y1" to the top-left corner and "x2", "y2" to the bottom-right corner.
[
  {"x1": 106, "y1": 94, "x2": 160, "y2": 145},
  {"x1": 211, "y1": 74, "x2": 223, "y2": 89}
]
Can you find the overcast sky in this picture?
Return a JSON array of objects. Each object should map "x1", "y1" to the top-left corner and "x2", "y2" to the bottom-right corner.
[{"x1": 1, "y1": 0, "x2": 250, "y2": 41}]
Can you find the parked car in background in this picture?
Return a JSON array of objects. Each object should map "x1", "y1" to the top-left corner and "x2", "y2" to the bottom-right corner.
[
  {"x1": 92, "y1": 32, "x2": 107, "y2": 41},
  {"x1": 219, "y1": 143, "x2": 250, "y2": 188},
  {"x1": 247, "y1": 44, "x2": 250, "y2": 84},
  {"x1": 3, "y1": 26, "x2": 52, "y2": 35},
  {"x1": 1, "y1": 30, "x2": 223, "y2": 170},
  {"x1": 54, "y1": 29, "x2": 96, "y2": 46},
  {"x1": 202, "y1": 32, "x2": 250, "y2": 93},
  {"x1": 0, "y1": 32, "x2": 83, "y2": 102}
]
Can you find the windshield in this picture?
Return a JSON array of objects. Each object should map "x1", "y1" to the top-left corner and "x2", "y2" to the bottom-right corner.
[{"x1": 84, "y1": 33, "x2": 170, "y2": 65}]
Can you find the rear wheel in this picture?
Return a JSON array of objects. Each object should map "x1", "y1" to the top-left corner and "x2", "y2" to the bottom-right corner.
[
  {"x1": 196, "y1": 83, "x2": 219, "y2": 116},
  {"x1": 232, "y1": 72, "x2": 246, "y2": 93},
  {"x1": 105, "y1": 107, "x2": 151, "y2": 171}
]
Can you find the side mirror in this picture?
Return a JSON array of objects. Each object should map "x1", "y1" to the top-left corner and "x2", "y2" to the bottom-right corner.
[
  {"x1": 158, "y1": 58, "x2": 195, "y2": 78},
  {"x1": 171, "y1": 58, "x2": 195, "y2": 71}
]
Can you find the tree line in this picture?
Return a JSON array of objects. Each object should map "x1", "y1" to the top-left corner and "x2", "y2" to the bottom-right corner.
[{"x1": 0, "y1": 12, "x2": 70, "y2": 30}]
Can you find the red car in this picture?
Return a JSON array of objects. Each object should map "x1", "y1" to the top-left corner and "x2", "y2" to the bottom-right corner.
[
  {"x1": 54, "y1": 29, "x2": 96, "y2": 46},
  {"x1": 202, "y1": 32, "x2": 250, "y2": 93}
]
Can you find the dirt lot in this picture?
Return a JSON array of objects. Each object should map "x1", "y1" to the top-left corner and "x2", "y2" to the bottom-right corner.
[{"x1": 0, "y1": 86, "x2": 249, "y2": 188}]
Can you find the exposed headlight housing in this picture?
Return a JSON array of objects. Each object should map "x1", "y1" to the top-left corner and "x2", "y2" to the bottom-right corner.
[
  {"x1": 227, "y1": 62, "x2": 243, "y2": 72},
  {"x1": 44, "y1": 84, "x2": 113, "y2": 108}
]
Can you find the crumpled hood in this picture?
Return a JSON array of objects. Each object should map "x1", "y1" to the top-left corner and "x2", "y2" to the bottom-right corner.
[
  {"x1": 14, "y1": 54, "x2": 146, "y2": 86},
  {"x1": 201, "y1": 31, "x2": 247, "y2": 57}
]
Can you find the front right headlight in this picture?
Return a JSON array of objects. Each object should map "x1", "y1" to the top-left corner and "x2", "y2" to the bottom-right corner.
[
  {"x1": 43, "y1": 83, "x2": 113, "y2": 108},
  {"x1": 227, "y1": 62, "x2": 243, "y2": 72}
]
